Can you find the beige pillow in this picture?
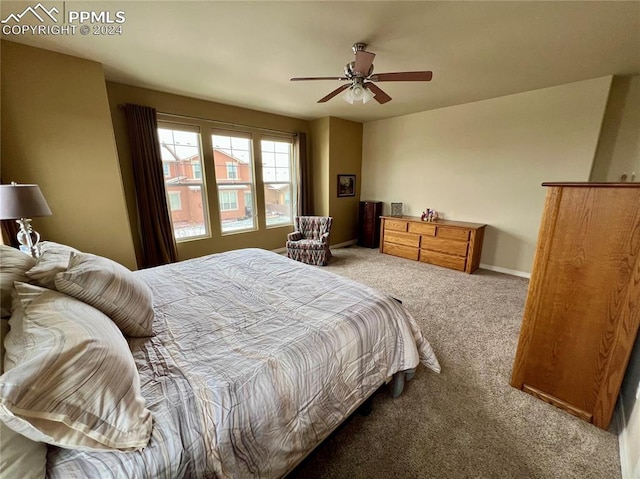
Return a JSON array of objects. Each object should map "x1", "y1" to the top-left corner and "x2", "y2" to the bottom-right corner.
[
  {"x1": 0, "y1": 245, "x2": 36, "y2": 317},
  {"x1": 24, "y1": 241, "x2": 79, "y2": 289},
  {"x1": 2, "y1": 296, "x2": 26, "y2": 373},
  {"x1": 1, "y1": 306, "x2": 47, "y2": 479},
  {"x1": 0, "y1": 422, "x2": 47, "y2": 479},
  {"x1": 0, "y1": 282, "x2": 152, "y2": 451},
  {"x1": 54, "y1": 253, "x2": 154, "y2": 337},
  {"x1": 0, "y1": 253, "x2": 34, "y2": 474}
]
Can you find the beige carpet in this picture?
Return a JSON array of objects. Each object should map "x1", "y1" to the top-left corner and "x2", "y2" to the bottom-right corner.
[{"x1": 289, "y1": 246, "x2": 620, "y2": 479}]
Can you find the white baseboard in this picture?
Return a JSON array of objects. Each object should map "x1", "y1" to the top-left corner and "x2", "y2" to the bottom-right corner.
[
  {"x1": 618, "y1": 401, "x2": 640, "y2": 479},
  {"x1": 479, "y1": 263, "x2": 531, "y2": 279},
  {"x1": 331, "y1": 239, "x2": 358, "y2": 249}
]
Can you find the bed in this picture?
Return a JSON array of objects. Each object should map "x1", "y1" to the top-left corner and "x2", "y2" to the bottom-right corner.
[{"x1": 0, "y1": 244, "x2": 440, "y2": 478}]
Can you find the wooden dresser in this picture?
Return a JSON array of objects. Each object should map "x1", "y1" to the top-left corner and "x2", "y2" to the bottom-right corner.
[
  {"x1": 358, "y1": 201, "x2": 383, "y2": 248},
  {"x1": 511, "y1": 182, "x2": 640, "y2": 430},
  {"x1": 379, "y1": 216, "x2": 486, "y2": 273}
]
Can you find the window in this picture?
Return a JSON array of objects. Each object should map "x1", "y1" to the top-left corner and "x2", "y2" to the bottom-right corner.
[
  {"x1": 219, "y1": 191, "x2": 238, "y2": 211},
  {"x1": 261, "y1": 138, "x2": 295, "y2": 227},
  {"x1": 226, "y1": 163, "x2": 238, "y2": 179},
  {"x1": 192, "y1": 163, "x2": 202, "y2": 179},
  {"x1": 157, "y1": 123, "x2": 209, "y2": 241},
  {"x1": 212, "y1": 131, "x2": 256, "y2": 234},
  {"x1": 168, "y1": 191, "x2": 182, "y2": 211}
]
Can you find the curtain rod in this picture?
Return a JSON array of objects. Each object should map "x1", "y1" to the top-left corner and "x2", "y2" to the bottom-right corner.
[{"x1": 117, "y1": 104, "x2": 299, "y2": 136}]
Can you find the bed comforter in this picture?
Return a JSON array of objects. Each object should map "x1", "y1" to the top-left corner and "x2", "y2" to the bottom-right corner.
[{"x1": 47, "y1": 248, "x2": 440, "y2": 478}]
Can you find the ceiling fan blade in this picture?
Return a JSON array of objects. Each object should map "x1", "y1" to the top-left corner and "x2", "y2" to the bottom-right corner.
[
  {"x1": 369, "y1": 71, "x2": 433, "y2": 82},
  {"x1": 317, "y1": 84, "x2": 351, "y2": 103},
  {"x1": 291, "y1": 76, "x2": 349, "y2": 81},
  {"x1": 354, "y1": 50, "x2": 375, "y2": 76},
  {"x1": 366, "y1": 83, "x2": 392, "y2": 104}
]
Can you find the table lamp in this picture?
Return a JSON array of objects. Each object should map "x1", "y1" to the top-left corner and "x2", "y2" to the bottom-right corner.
[{"x1": 0, "y1": 182, "x2": 52, "y2": 257}]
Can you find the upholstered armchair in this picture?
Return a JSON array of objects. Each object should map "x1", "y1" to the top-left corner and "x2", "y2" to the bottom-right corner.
[{"x1": 286, "y1": 216, "x2": 333, "y2": 266}]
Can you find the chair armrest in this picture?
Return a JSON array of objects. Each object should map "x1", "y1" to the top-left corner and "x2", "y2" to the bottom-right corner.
[
  {"x1": 320, "y1": 232, "x2": 330, "y2": 244},
  {"x1": 288, "y1": 232, "x2": 303, "y2": 241}
]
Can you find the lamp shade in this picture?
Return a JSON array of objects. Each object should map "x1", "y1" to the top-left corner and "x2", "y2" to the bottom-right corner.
[{"x1": 0, "y1": 184, "x2": 52, "y2": 220}]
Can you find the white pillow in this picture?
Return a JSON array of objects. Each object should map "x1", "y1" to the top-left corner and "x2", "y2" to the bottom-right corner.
[
  {"x1": 0, "y1": 282, "x2": 152, "y2": 451},
  {"x1": 24, "y1": 241, "x2": 79, "y2": 289},
  {"x1": 1, "y1": 300, "x2": 47, "y2": 479},
  {"x1": 0, "y1": 245, "x2": 36, "y2": 317},
  {"x1": 0, "y1": 422, "x2": 47, "y2": 479},
  {"x1": 54, "y1": 252, "x2": 154, "y2": 337}
]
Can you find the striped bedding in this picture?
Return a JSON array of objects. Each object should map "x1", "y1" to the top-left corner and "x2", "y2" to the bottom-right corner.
[{"x1": 47, "y1": 248, "x2": 440, "y2": 478}]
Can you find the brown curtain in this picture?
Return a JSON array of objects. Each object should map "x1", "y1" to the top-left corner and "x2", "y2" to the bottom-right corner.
[
  {"x1": 295, "y1": 132, "x2": 313, "y2": 216},
  {"x1": 122, "y1": 103, "x2": 177, "y2": 267}
]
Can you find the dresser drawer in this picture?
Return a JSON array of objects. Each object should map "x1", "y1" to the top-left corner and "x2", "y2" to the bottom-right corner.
[
  {"x1": 385, "y1": 231, "x2": 420, "y2": 248},
  {"x1": 384, "y1": 219, "x2": 409, "y2": 232},
  {"x1": 420, "y1": 250, "x2": 466, "y2": 271},
  {"x1": 421, "y1": 236, "x2": 469, "y2": 257},
  {"x1": 383, "y1": 242, "x2": 419, "y2": 261},
  {"x1": 408, "y1": 222, "x2": 436, "y2": 236},
  {"x1": 437, "y1": 226, "x2": 470, "y2": 242}
]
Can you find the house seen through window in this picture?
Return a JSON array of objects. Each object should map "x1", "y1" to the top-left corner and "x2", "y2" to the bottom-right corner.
[
  {"x1": 157, "y1": 119, "x2": 296, "y2": 240},
  {"x1": 212, "y1": 131, "x2": 256, "y2": 233},
  {"x1": 261, "y1": 138, "x2": 294, "y2": 227},
  {"x1": 157, "y1": 123, "x2": 209, "y2": 241}
]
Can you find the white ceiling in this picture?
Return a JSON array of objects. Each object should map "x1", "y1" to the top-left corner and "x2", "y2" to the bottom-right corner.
[{"x1": 2, "y1": 1, "x2": 639, "y2": 123}]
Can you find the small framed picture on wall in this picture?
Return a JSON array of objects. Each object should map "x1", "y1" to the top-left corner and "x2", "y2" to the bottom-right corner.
[{"x1": 337, "y1": 174, "x2": 356, "y2": 197}]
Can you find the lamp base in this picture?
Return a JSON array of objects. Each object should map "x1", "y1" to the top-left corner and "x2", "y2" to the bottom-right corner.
[{"x1": 16, "y1": 218, "x2": 42, "y2": 258}]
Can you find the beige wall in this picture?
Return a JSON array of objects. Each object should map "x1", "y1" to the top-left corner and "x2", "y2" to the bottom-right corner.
[
  {"x1": 105, "y1": 82, "x2": 310, "y2": 263},
  {"x1": 591, "y1": 75, "x2": 640, "y2": 182},
  {"x1": 328, "y1": 117, "x2": 362, "y2": 245},
  {"x1": 308, "y1": 117, "x2": 363, "y2": 245},
  {"x1": 362, "y1": 77, "x2": 612, "y2": 274},
  {"x1": 309, "y1": 118, "x2": 330, "y2": 217},
  {"x1": 1, "y1": 41, "x2": 137, "y2": 269}
]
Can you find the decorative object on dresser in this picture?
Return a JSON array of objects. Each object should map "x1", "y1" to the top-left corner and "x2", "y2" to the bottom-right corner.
[
  {"x1": 358, "y1": 201, "x2": 383, "y2": 248},
  {"x1": 510, "y1": 182, "x2": 640, "y2": 430},
  {"x1": 421, "y1": 209, "x2": 439, "y2": 222},
  {"x1": 380, "y1": 216, "x2": 486, "y2": 273},
  {"x1": 390, "y1": 202, "x2": 403, "y2": 217}
]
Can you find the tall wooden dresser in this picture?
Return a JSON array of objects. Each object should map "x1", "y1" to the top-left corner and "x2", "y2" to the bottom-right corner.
[
  {"x1": 511, "y1": 182, "x2": 640, "y2": 430},
  {"x1": 358, "y1": 201, "x2": 383, "y2": 248}
]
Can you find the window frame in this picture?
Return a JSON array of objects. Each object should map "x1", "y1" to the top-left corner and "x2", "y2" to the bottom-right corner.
[
  {"x1": 156, "y1": 115, "x2": 298, "y2": 242},
  {"x1": 261, "y1": 135, "x2": 296, "y2": 229},
  {"x1": 157, "y1": 121, "x2": 211, "y2": 242},
  {"x1": 212, "y1": 129, "x2": 257, "y2": 235}
]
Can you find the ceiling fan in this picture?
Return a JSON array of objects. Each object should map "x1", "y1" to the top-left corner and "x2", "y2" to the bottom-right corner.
[{"x1": 290, "y1": 43, "x2": 433, "y2": 104}]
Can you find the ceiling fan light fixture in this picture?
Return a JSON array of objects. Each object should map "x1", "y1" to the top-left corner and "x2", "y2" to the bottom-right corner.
[
  {"x1": 342, "y1": 83, "x2": 375, "y2": 104},
  {"x1": 293, "y1": 43, "x2": 433, "y2": 105}
]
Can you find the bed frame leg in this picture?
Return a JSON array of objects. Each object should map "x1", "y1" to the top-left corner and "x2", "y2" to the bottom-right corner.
[
  {"x1": 391, "y1": 371, "x2": 405, "y2": 398},
  {"x1": 358, "y1": 396, "x2": 373, "y2": 416}
]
